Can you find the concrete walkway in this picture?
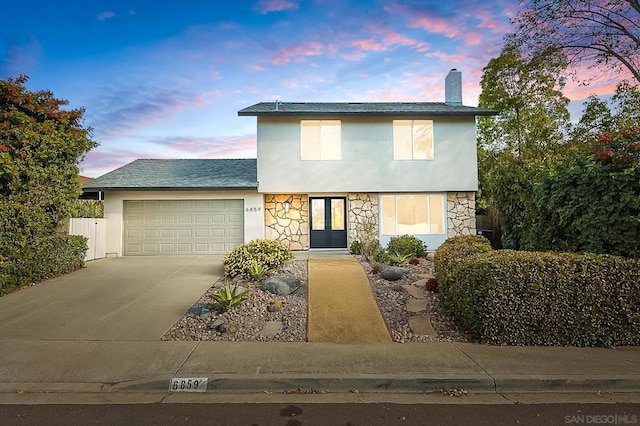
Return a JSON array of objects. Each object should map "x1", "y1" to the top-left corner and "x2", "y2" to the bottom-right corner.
[{"x1": 307, "y1": 257, "x2": 392, "y2": 343}]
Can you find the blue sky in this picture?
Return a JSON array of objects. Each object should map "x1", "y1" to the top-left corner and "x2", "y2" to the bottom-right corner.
[{"x1": 1, "y1": 0, "x2": 624, "y2": 177}]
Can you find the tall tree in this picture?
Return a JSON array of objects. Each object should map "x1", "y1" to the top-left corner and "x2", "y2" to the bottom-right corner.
[
  {"x1": 477, "y1": 46, "x2": 571, "y2": 248},
  {"x1": 0, "y1": 75, "x2": 96, "y2": 251},
  {"x1": 509, "y1": 0, "x2": 640, "y2": 83}
]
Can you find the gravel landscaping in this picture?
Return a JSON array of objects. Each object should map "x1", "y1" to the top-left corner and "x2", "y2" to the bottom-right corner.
[{"x1": 162, "y1": 255, "x2": 467, "y2": 343}]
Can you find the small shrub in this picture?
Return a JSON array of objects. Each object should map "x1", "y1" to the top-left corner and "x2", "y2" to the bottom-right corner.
[
  {"x1": 349, "y1": 240, "x2": 362, "y2": 255},
  {"x1": 387, "y1": 235, "x2": 426, "y2": 258},
  {"x1": 408, "y1": 257, "x2": 420, "y2": 265},
  {"x1": 210, "y1": 284, "x2": 249, "y2": 312},
  {"x1": 373, "y1": 246, "x2": 390, "y2": 264},
  {"x1": 425, "y1": 277, "x2": 438, "y2": 292},
  {"x1": 371, "y1": 263, "x2": 381, "y2": 274},
  {"x1": 223, "y1": 239, "x2": 293, "y2": 278}
]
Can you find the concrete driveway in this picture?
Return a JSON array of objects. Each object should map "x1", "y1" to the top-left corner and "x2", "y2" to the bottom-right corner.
[{"x1": 0, "y1": 256, "x2": 222, "y2": 340}]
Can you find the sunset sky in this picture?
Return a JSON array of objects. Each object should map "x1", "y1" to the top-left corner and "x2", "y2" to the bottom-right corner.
[{"x1": 1, "y1": 0, "x2": 627, "y2": 177}]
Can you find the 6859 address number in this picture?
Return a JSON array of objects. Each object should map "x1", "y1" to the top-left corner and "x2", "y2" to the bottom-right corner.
[{"x1": 169, "y1": 377, "x2": 208, "y2": 392}]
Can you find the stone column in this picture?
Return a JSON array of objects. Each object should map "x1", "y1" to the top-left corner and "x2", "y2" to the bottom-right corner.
[
  {"x1": 264, "y1": 194, "x2": 309, "y2": 250},
  {"x1": 347, "y1": 193, "x2": 379, "y2": 246},
  {"x1": 447, "y1": 192, "x2": 476, "y2": 237}
]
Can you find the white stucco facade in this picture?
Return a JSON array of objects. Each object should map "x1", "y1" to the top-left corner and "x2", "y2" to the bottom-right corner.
[{"x1": 256, "y1": 116, "x2": 478, "y2": 194}]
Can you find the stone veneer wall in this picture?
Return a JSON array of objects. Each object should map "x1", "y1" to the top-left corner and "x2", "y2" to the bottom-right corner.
[
  {"x1": 447, "y1": 192, "x2": 476, "y2": 237},
  {"x1": 347, "y1": 193, "x2": 379, "y2": 246},
  {"x1": 264, "y1": 194, "x2": 309, "y2": 250}
]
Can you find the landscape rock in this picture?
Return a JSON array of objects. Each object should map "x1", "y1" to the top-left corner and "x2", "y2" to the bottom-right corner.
[
  {"x1": 218, "y1": 322, "x2": 238, "y2": 334},
  {"x1": 209, "y1": 316, "x2": 228, "y2": 330},
  {"x1": 262, "y1": 277, "x2": 301, "y2": 296},
  {"x1": 187, "y1": 304, "x2": 211, "y2": 318},
  {"x1": 380, "y1": 266, "x2": 407, "y2": 281},
  {"x1": 267, "y1": 299, "x2": 283, "y2": 312}
]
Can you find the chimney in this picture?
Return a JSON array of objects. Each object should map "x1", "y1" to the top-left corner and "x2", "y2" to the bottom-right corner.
[{"x1": 445, "y1": 69, "x2": 462, "y2": 106}]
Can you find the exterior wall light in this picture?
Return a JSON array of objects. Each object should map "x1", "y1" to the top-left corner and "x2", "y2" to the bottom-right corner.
[{"x1": 284, "y1": 201, "x2": 291, "y2": 213}]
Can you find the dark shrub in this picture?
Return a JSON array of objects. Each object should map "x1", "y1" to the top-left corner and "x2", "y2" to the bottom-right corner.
[{"x1": 0, "y1": 234, "x2": 87, "y2": 295}]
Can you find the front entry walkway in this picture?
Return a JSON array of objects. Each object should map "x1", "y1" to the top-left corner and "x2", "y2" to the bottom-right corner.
[{"x1": 307, "y1": 256, "x2": 392, "y2": 343}]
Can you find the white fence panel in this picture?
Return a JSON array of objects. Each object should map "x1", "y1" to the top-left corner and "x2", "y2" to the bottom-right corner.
[{"x1": 68, "y1": 218, "x2": 107, "y2": 261}]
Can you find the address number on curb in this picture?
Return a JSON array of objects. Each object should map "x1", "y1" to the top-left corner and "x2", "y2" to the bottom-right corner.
[{"x1": 169, "y1": 377, "x2": 208, "y2": 392}]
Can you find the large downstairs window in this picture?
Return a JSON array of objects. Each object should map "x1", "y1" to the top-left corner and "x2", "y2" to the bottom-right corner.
[
  {"x1": 301, "y1": 120, "x2": 341, "y2": 160},
  {"x1": 393, "y1": 120, "x2": 434, "y2": 160},
  {"x1": 381, "y1": 194, "x2": 445, "y2": 235}
]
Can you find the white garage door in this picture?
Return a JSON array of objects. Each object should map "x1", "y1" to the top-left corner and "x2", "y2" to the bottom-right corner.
[{"x1": 123, "y1": 200, "x2": 244, "y2": 255}]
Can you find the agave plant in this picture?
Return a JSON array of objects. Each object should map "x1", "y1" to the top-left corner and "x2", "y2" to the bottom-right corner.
[
  {"x1": 211, "y1": 284, "x2": 249, "y2": 311},
  {"x1": 247, "y1": 259, "x2": 273, "y2": 281}
]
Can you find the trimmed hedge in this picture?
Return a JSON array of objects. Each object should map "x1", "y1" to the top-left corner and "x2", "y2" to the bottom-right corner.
[
  {"x1": 436, "y1": 245, "x2": 640, "y2": 346},
  {"x1": 223, "y1": 239, "x2": 293, "y2": 278},
  {"x1": 0, "y1": 234, "x2": 87, "y2": 296},
  {"x1": 433, "y1": 235, "x2": 493, "y2": 296}
]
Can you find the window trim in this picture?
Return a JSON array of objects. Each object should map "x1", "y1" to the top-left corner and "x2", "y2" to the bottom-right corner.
[
  {"x1": 300, "y1": 119, "x2": 342, "y2": 161},
  {"x1": 380, "y1": 193, "x2": 446, "y2": 236},
  {"x1": 392, "y1": 119, "x2": 434, "y2": 161}
]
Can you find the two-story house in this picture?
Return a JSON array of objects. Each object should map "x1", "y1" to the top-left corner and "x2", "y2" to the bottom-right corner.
[{"x1": 84, "y1": 70, "x2": 496, "y2": 256}]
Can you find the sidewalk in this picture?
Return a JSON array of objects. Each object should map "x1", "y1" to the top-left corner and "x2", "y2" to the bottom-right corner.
[{"x1": 1, "y1": 339, "x2": 639, "y2": 398}]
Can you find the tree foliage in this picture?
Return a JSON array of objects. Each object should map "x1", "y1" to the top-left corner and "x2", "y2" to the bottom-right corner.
[
  {"x1": 0, "y1": 75, "x2": 96, "y2": 254},
  {"x1": 526, "y1": 127, "x2": 640, "y2": 258},
  {"x1": 509, "y1": 0, "x2": 640, "y2": 83},
  {"x1": 476, "y1": 46, "x2": 570, "y2": 246}
]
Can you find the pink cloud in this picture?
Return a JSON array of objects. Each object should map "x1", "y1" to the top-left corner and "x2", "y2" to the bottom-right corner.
[
  {"x1": 464, "y1": 32, "x2": 482, "y2": 46},
  {"x1": 251, "y1": 64, "x2": 267, "y2": 71},
  {"x1": 272, "y1": 41, "x2": 323, "y2": 64},
  {"x1": 96, "y1": 11, "x2": 115, "y2": 21},
  {"x1": 383, "y1": 31, "x2": 430, "y2": 52},
  {"x1": 254, "y1": 0, "x2": 298, "y2": 14},
  {"x1": 408, "y1": 14, "x2": 459, "y2": 38},
  {"x1": 350, "y1": 39, "x2": 387, "y2": 52}
]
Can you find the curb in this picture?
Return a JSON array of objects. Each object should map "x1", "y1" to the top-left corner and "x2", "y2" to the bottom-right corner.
[{"x1": 4, "y1": 375, "x2": 640, "y2": 395}]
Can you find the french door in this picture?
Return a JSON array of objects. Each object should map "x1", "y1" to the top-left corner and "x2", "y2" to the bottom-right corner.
[{"x1": 309, "y1": 197, "x2": 347, "y2": 248}]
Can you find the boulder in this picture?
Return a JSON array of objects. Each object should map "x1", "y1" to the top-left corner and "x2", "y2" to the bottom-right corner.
[
  {"x1": 262, "y1": 277, "x2": 301, "y2": 296},
  {"x1": 218, "y1": 322, "x2": 238, "y2": 334},
  {"x1": 380, "y1": 266, "x2": 407, "y2": 281}
]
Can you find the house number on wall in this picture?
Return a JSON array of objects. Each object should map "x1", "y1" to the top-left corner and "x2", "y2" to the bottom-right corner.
[{"x1": 246, "y1": 207, "x2": 262, "y2": 212}]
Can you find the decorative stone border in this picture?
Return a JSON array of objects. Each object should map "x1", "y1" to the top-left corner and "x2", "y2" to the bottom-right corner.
[
  {"x1": 447, "y1": 192, "x2": 476, "y2": 237},
  {"x1": 264, "y1": 194, "x2": 309, "y2": 250}
]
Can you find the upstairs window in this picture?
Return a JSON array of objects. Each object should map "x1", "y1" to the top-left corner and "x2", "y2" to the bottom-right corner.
[
  {"x1": 393, "y1": 120, "x2": 434, "y2": 160},
  {"x1": 301, "y1": 120, "x2": 341, "y2": 160}
]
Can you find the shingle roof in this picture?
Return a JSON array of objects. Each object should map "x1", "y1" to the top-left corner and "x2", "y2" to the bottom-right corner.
[
  {"x1": 238, "y1": 102, "x2": 498, "y2": 117},
  {"x1": 83, "y1": 159, "x2": 258, "y2": 191}
]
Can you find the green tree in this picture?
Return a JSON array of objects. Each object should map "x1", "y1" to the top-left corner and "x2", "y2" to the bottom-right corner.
[
  {"x1": 477, "y1": 46, "x2": 571, "y2": 248},
  {"x1": 509, "y1": 0, "x2": 640, "y2": 84},
  {"x1": 572, "y1": 81, "x2": 640, "y2": 147},
  {"x1": 0, "y1": 75, "x2": 97, "y2": 254}
]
